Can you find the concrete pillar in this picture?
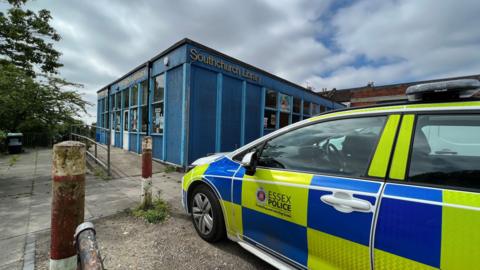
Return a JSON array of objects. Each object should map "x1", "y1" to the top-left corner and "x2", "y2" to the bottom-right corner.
[
  {"x1": 50, "y1": 141, "x2": 86, "y2": 270},
  {"x1": 141, "y1": 136, "x2": 153, "y2": 209}
]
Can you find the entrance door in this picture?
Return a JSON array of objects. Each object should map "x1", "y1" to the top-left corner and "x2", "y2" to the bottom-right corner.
[
  {"x1": 239, "y1": 115, "x2": 393, "y2": 269},
  {"x1": 123, "y1": 110, "x2": 129, "y2": 150}
]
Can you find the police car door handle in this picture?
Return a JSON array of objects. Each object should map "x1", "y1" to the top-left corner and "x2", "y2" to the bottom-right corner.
[{"x1": 320, "y1": 192, "x2": 371, "y2": 213}]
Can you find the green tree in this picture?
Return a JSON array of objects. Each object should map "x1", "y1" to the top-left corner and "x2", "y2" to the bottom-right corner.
[
  {"x1": 0, "y1": 0, "x2": 89, "y2": 140},
  {"x1": 0, "y1": 0, "x2": 61, "y2": 76},
  {"x1": 0, "y1": 63, "x2": 88, "y2": 134}
]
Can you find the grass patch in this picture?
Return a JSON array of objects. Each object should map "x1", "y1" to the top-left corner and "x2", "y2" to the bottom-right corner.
[
  {"x1": 131, "y1": 194, "x2": 169, "y2": 224},
  {"x1": 9, "y1": 155, "x2": 18, "y2": 166},
  {"x1": 93, "y1": 166, "x2": 111, "y2": 181},
  {"x1": 164, "y1": 165, "x2": 176, "y2": 173}
]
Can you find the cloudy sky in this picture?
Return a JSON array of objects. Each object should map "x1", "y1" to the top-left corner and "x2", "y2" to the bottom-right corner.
[{"x1": 11, "y1": 0, "x2": 480, "y2": 123}]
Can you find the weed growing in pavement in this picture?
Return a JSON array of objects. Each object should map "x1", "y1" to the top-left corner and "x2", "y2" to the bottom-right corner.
[
  {"x1": 164, "y1": 165, "x2": 176, "y2": 173},
  {"x1": 131, "y1": 192, "x2": 169, "y2": 224},
  {"x1": 9, "y1": 155, "x2": 18, "y2": 166}
]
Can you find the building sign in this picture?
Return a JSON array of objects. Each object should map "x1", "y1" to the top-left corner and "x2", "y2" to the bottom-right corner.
[
  {"x1": 98, "y1": 88, "x2": 108, "y2": 98},
  {"x1": 190, "y1": 48, "x2": 260, "y2": 83},
  {"x1": 118, "y1": 67, "x2": 147, "y2": 89}
]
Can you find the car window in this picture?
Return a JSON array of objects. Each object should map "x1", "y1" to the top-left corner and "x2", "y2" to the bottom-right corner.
[
  {"x1": 408, "y1": 114, "x2": 480, "y2": 189},
  {"x1": 257, "y1": 116, "x2": 386, "y2": 177}
]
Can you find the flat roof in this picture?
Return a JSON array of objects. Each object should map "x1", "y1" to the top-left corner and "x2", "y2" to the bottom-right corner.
[{"x1": 96, "y1": 38, "x2": 338, "y2": 104}]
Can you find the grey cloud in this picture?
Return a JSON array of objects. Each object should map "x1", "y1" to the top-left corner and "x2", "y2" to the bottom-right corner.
[{"x1": 7, "y1": 0, "x2": 478, "y2": 123}]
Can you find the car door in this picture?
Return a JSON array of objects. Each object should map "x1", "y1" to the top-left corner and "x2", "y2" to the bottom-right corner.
[
  {"x1": 235, "y1": 114, "x2": 400, "y2": 269},
  {"x1": 374, "y1": 113, "x2": 480, "y2": 270}
]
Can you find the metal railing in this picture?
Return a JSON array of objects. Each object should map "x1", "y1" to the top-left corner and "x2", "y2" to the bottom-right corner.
[{"x1": 70, "y1": 124, "x2": 111, "y2": 176}]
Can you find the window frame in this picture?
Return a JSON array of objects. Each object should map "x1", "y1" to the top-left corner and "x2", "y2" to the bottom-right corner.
[
  {"x1": 234, "y1": 113, "x2": 391, "y2": 181},
  {"x1": 140, "y1": 80, "x2": 148, "y2": 134},
  {"x1": 151, "y1": 74, "x2": 165, "y2": 134},
  {"x1": 399, "y1": 111, "x2": 480, "y2": 192}
]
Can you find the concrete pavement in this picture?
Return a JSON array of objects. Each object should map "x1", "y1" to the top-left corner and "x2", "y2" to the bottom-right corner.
[{"x1": 0, "y1": 147, "x2": 180, "y2": 269}]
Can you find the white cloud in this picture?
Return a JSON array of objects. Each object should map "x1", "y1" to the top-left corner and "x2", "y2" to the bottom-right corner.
[{"x1": 12, "y1": 0, "x2": 480, "y2": 123}]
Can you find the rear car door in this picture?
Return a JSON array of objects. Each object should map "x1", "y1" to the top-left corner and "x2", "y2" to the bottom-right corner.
[
  {"x1": 374, "y1": 113, "x2": 480, "y2": 269},
  {"x1": 236, "y1": 114, "x2": 400, "y2": 269}
]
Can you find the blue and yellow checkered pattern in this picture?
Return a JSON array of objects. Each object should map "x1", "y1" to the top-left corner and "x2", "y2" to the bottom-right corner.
[{"x1": 183, "y1": 157, "x2": 480, "y2": 270}]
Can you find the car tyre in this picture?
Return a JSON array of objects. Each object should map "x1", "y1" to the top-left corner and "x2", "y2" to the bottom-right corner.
[{"x1": 189, "y1": 184, "x2": 226, "y2": 243}]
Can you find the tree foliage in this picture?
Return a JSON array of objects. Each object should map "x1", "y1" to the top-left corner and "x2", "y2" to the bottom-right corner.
[
  {"x1": 0, "y1": 0, "x2": 90, "y2": 137},
  {"x1": 0, "y1": 0, "x2": 61, "y2": 76},
  {"x1": 0, "y1": 62, "x2": 88, "y2": 133}
]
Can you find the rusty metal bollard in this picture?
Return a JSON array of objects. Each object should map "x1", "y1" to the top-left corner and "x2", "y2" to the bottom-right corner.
[
  {"x1": 75, "y1": 222, "x2": 104, "y2": 270},
  {"x1": 50, "y1": 141, "x2": 86, "y2": 270},
  {"x1": 141, "y1": 136, "x2": 153, "y2": 208}
]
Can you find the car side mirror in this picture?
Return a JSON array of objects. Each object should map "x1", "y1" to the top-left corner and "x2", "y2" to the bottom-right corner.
[{"x1": 241, "y1": 151, "x2": 258, "y2": 176}]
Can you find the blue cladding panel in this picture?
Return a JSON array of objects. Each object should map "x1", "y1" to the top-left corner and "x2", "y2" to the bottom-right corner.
[
  {"x1": 243, "y1": 207, "x2": 308, "y2": 266},
  {"x1": 245, "y1": 83, "x2": 262, "y2": 144},
  {"x1": 375, "y1": 198, "x2": 441, "y2": 268},
  {"x1": 221, "y1": 76, "x2": 242, "y2": 151},
  {"x1": 384, "y1": 184, "x2": 442, "y2": 202},
  {"x1": 189, "y1": 66, "x2": 217, "y2": 162},
  {"x1": 308, "y1": 189, "x2": 373, "y2": 246},
  {"x1": 311, "y1": 175, "x2": 380, "y2": 194},
  {"x1": 129, "y1": 133, "x2": 137, "y2": 152},
  {"x1": 165, "y1": 66, "x2": 183, "y2": 165},
  {"x1": 152, "y1": 135, "x2": 163, "y2": 159}
]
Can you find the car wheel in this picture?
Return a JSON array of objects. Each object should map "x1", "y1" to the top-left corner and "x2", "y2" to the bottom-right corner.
[{"x1": 189, "y1": 185, "x2": 226, "y2": 242}]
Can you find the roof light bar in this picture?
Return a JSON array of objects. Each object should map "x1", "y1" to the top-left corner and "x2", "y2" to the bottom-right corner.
[{"x1": 406, "y1": 79, "x2": 480, "y2": 102}]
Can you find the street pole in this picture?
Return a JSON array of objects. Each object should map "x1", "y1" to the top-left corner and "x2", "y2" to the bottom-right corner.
[
  {"x1": 141, "y1": 136, "x2": 152, "y2": 209},
  {"x1": 50, "y1": 141, "x2": 86, "y2": 270}
]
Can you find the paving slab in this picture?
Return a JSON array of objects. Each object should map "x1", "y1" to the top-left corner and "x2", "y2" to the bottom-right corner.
[{"x1": 0, "y1": 146, "x2": 179, "y2": 269}]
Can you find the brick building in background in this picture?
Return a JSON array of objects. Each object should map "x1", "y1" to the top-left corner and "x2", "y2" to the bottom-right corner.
[{"x1": 322, "y1": 74, "x2": 480, "y2": 107}]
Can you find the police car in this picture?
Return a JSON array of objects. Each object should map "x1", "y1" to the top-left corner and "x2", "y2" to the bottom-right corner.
[{"x1": 182, "y1": 79, "x2": 480, "y2": 270}]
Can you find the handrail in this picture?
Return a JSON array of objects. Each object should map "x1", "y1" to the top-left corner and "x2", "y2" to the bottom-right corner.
[
  {"x1": 71, "y1": 133, "x2": 108, "y2": 150},
  {"x1": 70, "y1": 128, "x2": 111, "y2": 176}
]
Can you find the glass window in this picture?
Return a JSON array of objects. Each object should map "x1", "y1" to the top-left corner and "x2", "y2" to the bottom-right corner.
[
  {"x1": 123, "y1": 110, "x2": 128, "y2": 131},
  {"x1": 292, "y1": 114, "x2": 300, "y2": 123},
  {"x1": 141, "y1": 106, "x2": 148, "y2": 132},
  {"x1": 279, "y1": 112, "x2": 290, "y2": 128},
  {"x1": 131, "y1": 85, "x2": 138, "y2": 106},
  {"x1": 264, "y1": 110, "x2": 276, "y2": 129},
  {"x1": 320, "y1": 105, "x2": 326, "y2": 113},
  {"x1": 115, "y1": 111, "x2": 120, "y2": 131},
  {"x1": 123, "y1": 89, "x2": 129, "y2": 108},
  {"x1": 293, "y1": 98, "x2": 301, "y2": 114},
  {"x1": 258, "y1": 116, "x2": 386, "y2": 177},
  {"x1": 265, "y1": 89, "x2": 277, "y2": 109},
  {"x1": 103, "y1": 114, "x2": 108, "y2": 129},
  {"x1": 115, "y1": 92, "x2": 121, "y2": 109},
  {"x1": 312, "y1": 103, "x2": 320, "y2": 115},
  {"x1": 408, "y1": 114, "x2": 480, "y2": 189},
  {"x1": 152, "y1": 103, "x2": 164, "y2": 133},
  {"x1": 154, "y1": 75, "x2": 164, "y2": 102},
  {"x1": 130, "y1": 108, "x2": 138, "y2": 132},
  {"x1": 142, "y1": 80, "x2": 148, "y2": 105},
  {"x1": 279, "y1": 94, "x2": 291, "y2": 113},
  {"x1": 303, "y1": 101, "x2": 311, "y2": 115}
]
